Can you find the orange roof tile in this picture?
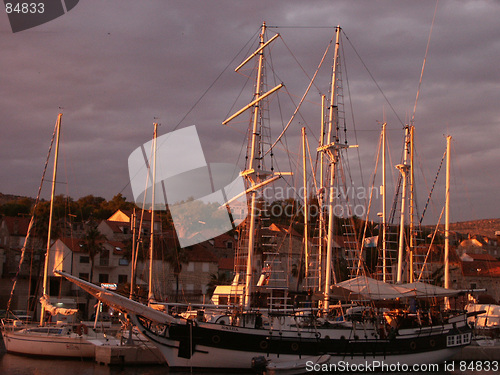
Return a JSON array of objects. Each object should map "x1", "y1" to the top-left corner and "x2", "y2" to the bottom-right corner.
[
  {"x1": 186, "y1": 243, "x2": 217, "y2": 263},
  {"x1": 218, "y1": 257, "x2": 234, "y2": 270},
  {"x1": 2, "y1": 216, "x2": 31, "y2": 236}
]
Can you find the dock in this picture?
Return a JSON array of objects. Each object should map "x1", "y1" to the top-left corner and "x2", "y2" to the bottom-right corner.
[
  {"x1": 95, "y1": 343, "x2": 166, "y2": 365},
  {"x1": 454, "y1": 344, "x2": 500, "y2": 361}
]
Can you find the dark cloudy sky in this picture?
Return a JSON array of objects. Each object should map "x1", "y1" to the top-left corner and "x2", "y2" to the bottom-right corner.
[{"x1": 1, "y1": 0, "x2": 499, "y2": 224}]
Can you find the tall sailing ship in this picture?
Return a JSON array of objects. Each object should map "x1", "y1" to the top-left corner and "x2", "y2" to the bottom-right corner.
[{"x1": 57, "y1": 24, "x2": 473, "y2": 369}]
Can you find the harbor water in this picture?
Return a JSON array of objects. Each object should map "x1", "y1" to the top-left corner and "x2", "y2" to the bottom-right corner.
[
  {"x1": 0, "y1": 353, "x2": 168, "y2": 375},
  {"x1": 0, "y1": 352, "x2": 496, "y2": 375}
]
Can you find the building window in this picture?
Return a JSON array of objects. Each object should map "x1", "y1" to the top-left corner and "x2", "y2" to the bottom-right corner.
[
  {"x1": 118, "y1": 274, "x2": 128, "y2": 284},
  {"x1": 470, "y1": 283, "x2": 477, "y2": 289},
  {"x1": 99, "y1": 249, "x2": 110, "y2": 266},
  {"x1": 80, "y1": 256, "x2": 89, "y2": 263},
  {"x1": 79, "y1": 273, "x2": 89, "y2": 281},
  {"x1": 226, "y1": 241, "x2": 233, "y2": 249},
  {"x1": 202, "y1": 262, "x2": 209, "y2": 272},
  {"x1": 119, "y1": 258, "x2": 129, "y2": 266},
  {"x1": 187, "y1": 262, "x2": 194, "y2": 272},
  {"x1": 99, "y1": 274, "x2": 109, "y2": 284}
]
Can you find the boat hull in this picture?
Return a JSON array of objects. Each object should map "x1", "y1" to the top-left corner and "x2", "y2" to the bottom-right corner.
[
  {"x1": 131, "y1": 314, "x2": 471, "y2": 369},
  {"x1": 2, "y1": 328, "x2": 99, "y2": 358}
]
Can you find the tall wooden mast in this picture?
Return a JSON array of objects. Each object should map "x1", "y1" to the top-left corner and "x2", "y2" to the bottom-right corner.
[
  {"x1": 444, "y1": 135, "x2": 451, "y2": 308},
  {"x1": 223, "y1": 23, "x2": 283, "y2": 309},
  {"x1": 40, "y1": 113, "x2": 62, "y2": 326},
  {"x1": 396, "y1": 126, "x2": 410, "y2": 284},
  {"x1": 319, "y1": 26, "x2": 357, "y2": 311},
  {"x1": 148, "y1": 122, "x2": 158, "y2": 303},
  {"x1": 381, "y1": 122, "x2": 388, "y2": 282}
]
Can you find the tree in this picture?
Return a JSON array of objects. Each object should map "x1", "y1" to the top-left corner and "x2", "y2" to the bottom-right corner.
[
  {"x1": 206, "y1": 272, "x2": 231, "y2": 298},
  {"x1": 98, "y1": 194, "x2": 135, "y2": 218},
  {"x1": 164, "y1": 245, "x2": 189, "y2": 302},
  {"x1": 0, "y1": 197, "x2": 32, "y2": 216},
  {"x1": 81, "y1": 224, "x2": 105, "y2": 284},
  {"x1": 75, "y1": 195, "x2": 106, "y2": 220}
]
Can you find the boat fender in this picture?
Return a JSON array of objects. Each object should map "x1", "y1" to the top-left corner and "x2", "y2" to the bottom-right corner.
[
  {"x1": 76, "y1": 324, "x2": 88, "y2": 336},
  {"x1": 251, "y1": 356, "x2": 267, "y2": 374},
  {"x1": 410, "y1": 341, "x2": 417, "y2": 350}
]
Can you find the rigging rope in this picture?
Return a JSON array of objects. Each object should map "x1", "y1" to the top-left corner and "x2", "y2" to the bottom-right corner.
[
  {"x1": 7, "y1": 118, "x2": 60, "y2": 312},
  {"x1": 357, "y1": 130, "x2": 383, "y2": 276},
  {"x1": 119, "y1": 28, "x2": 260, "y2": 196},
  {"x1": 418, "y1": 205, "x2": 445, "y2": 281},
  {"x1": 265, "y1": 34, "x2": 334, "y2": 155},
  {"x1": 420, "y1": 150, "x2": 446, "y2": 224},
  {"x1": 411, "y1": 0, "x2": 439, "y2": 125},
  {"x1": 341, "y1": 30, "x2": 405, "y2": 128},
  {"x1": 341, "y1": 35, "x2": 365, "y2": 188}
]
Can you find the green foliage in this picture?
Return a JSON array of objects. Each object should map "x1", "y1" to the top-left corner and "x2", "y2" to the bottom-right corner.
[
  {"x1": 0, "y1": 197, "x2": 32, "y2": 216},
  {"x1": 81, "y1": 224, "x2": 106, "y2": 284},
  {"x1": 0, "y1": 193, "x2": 137, "y2": 222},
  {"x1": 206, "y1": 273, "x2": 231, "y2": 298}
]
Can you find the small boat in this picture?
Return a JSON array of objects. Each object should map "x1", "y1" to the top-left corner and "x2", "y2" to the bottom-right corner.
[
  {"x1": 1, "y1": 324, "x2": 120, "y2": 358},
  {"x1": 1, "y1": 114, "x2": 120, "y2": 358},
  {"x1": 261, "y1": 354, "x2": 331, "y2": 375}
]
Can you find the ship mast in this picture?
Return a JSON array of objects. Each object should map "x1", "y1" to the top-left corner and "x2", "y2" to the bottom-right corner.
[
  {"x1": 148, "y1": 122, "x2": 158, "y2": 304},
  {"x1": 223, "y1": 22, "x2": 283, "y2": 309},
  {"x1": 318, "y1": 26, "x2": 357, "y2": 312},
  {"x1": 444, "y1": 135, "x2": 451, "y2": 309},
  {"x1": 40, "y1": 113, "x2": 62, "y2": 326},
  {"x1": 317, "y1": 95, "x2": 326, "y2": 291},
  {"x1": 396, "y1": 127, "x2": 410, "y2": 284},
  {"x1": 409, "y1": 125, "x2": 416, "y2": 283},
  {"x1": 381, "y1": 122, "x2": 388, "y2": 282}
]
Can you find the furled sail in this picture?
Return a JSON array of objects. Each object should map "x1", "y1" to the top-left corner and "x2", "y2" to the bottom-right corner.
[{"x1": 39, "y1": 295, "x2": 78, "y2": 316}]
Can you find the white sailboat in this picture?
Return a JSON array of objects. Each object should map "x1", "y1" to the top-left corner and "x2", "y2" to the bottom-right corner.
[
  {"x1": 56, "y1": 24, "x2": 474, "y2": 369},
  {"x1": 1, "y1": 114, "x2": 119, "y2": 358}
]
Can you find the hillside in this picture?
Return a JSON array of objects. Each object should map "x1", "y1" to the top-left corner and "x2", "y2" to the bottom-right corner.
[
  {"x1": 0, "y1": 192, "x2": 32, "y2": 205},
  {"x1": 438, "y1": 218, "x2": 500, "y2": 238}
]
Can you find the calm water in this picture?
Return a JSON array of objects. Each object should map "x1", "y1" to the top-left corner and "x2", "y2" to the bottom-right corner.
[
  {"x1": 0, "y1": 353, "x2": 171, "y2": 375},
  {"x1": 0, "y1": 352, "x2": 494, "y2": 375}
]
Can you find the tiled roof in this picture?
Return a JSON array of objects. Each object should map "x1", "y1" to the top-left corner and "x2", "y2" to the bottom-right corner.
[
  {"x1": 107, "y1": 241, "x2": 126, "y2": 254},
  {"x1": 414, "y1": 244, "x2": 461, "y2": 264},
  {"x1": 186, "y1": 243, "x2": 217, "y2": 263},
  {"x1": 265, "y1": 223, "x2": 302, "y2": 238},
  {"x1": 462, "y1": 258, "x2": 500, "y2": 277},
  {"x1": 463, "y1": 253, "x2": 498, "y2": 262},
  {"x1": 110, "y1": 209, "x2": 162, "y2": 222},
  {"x1": 2, "y1": 216, "x2": 31, "y2": 236},
  {"x1": 212, "y1": 233, "x2": 235, "y2": 248},
  {"x1": 101, "y1": 220, "x2": 129, "y2": 233},
  {"x1": 58, "y1": 237, "x2": 85, "y2": 253},
  {"x1": 218, "y1": 257, "x2": 234, "y2": 270}
]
